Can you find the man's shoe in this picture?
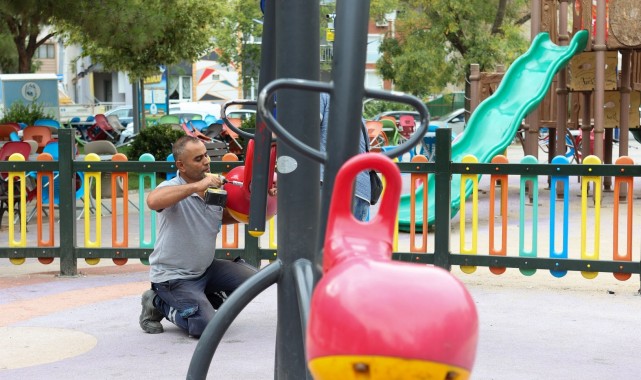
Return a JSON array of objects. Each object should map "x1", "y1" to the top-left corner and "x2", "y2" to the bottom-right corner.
[{"x1": 140, "y1": 289, "x2": 164, "y2": 334}]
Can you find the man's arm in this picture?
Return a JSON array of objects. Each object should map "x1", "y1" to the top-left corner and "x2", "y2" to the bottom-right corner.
[
  {"x1": 147, "y1": 175, "x2": 223, "y2": 211},
  {"x1": 320, "y1": 93, "x2": 329, "y2": 154},
  {"x1": 147, "y1": 183, "x2": 201, "y2": 211}
]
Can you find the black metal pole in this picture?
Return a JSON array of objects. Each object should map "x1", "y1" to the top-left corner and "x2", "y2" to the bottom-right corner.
[
  {"x1": 187, "y1": 261, "x2": 282, "y2": 380},
  {"x1": 248, "y1": 0, "x2": 277, "y2": 236},
  {"x1": 316, "y1": 0, "x2": 371, "y2": 267},
  {"x1": 274, "y1": 0, "x2": 320, "y2": 378},
  {"x1": 132, "y1": 82, "x2": 140, "y2": 134}
]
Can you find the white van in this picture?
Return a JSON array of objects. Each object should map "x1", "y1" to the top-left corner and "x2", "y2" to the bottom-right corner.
[{"x1": 169, "y1": 101, "x2": 222, "y2": 121}]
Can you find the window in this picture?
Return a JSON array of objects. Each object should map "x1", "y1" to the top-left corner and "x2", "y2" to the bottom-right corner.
[
  {"x1": 366, "y1": 35, "x2": 382, "y2": 64},
  {"x1": 320, "y1": 45, "x2": 333, "y2": 62},
  {"x1": 364, "y1": 70, "x2": 383, "y2": 90},
  {"x1": 104, "y1": 80, "x2": 112, "y2": 102},
  {"x1": 181, "y1": 77, "x2": 192, "y2": 101},
  {"x1": 35, "y1": 44, "x2": 55, "y2": 59},
  {"x1": 169, "y1": 76, "x2": 192, "y2": 102}
]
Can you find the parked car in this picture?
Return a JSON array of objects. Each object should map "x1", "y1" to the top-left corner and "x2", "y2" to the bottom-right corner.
[
  {"x1": 169, "y1": 110, "x2": 212, "y2": 123},
  {"x1": 104, "y1": 106, "x2": 134, "y2": 126},
  {"x1": 168, "y1": 102, "x2": 223, "y2": 131},
  {"x1": 224, "y1": 108, "x2": 256, "y2": 122},
  {"x1": 169, "y1": 101, "x2": 221, "y2": 121},
  {"x1": 428, "y1": 108, "x2": 466, "y2": 135}
]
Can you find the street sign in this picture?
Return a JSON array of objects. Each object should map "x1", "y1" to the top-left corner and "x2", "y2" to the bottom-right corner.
[{"x1": 326, "y1": 29, "x2": 334, "y2": 42}]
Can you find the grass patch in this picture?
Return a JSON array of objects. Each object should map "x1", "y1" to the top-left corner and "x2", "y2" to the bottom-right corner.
[
  {"x1": 118, "y1": 144, "x2": 171, "y2": 190},
  {"x1": 126, "y1": 172, "x2": 169, "y2": 191},
  {"x1": 117, "y1": 144, "x2": 131, "y2": 156}
]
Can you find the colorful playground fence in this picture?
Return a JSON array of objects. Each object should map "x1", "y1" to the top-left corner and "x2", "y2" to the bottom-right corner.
[
  {"x1": 0, "y1": 129, "x2": 640, "y2": 287},
  {"x1": 397, "y1": 130, "x2": 640, "y2": 285}
]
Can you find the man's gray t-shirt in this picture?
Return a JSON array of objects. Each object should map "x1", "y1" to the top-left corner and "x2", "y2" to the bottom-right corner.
[{"x1": 149, "y1": 174, "x2": 223, "y2": 283}]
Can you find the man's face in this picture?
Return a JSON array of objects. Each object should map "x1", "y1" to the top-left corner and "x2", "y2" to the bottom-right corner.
[{"x1": 176, "y1": 140, "x2": 210, "y2": 183}]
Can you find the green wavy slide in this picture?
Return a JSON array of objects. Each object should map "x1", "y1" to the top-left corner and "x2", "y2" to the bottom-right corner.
[{"x1": 398, "y1": 30, "x2": 589, "y2": 232}]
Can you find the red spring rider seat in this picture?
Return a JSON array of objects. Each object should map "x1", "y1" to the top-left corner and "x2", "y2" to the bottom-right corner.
[
  {"x1": 306, "y1": 153, "x2": 479, "y2": 379},
  {"x1": 223, "y1": 139, "x2": 277, "y2": 224}
]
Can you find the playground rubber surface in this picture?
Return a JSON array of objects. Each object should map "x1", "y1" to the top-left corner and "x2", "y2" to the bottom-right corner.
[{"x1": 1, "y1": 142, "x2": 641, "y2": 379}]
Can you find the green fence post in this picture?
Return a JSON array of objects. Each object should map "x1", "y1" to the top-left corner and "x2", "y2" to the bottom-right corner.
[
  {"x1": 138, "y1": 153, "x2": 156, "y2": 265},
  {"x1": 58, "y1": 128, "x2": 78, "y2": 276},
  {"x1": 433, "y1": 128, "x2": 452, "y2": 270}
]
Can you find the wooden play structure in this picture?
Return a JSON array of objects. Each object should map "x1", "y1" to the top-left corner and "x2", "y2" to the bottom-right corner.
[{"x1": 470, "y1": 0, "x2": 641, "y2": 190}]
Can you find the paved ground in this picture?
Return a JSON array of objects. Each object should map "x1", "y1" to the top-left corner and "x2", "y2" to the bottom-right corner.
[{"x1": 1, "y1": 140, "x2": 641, "y2": 379}]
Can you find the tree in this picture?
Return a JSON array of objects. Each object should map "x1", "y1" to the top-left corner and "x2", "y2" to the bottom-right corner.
[
  {"x1": 0, "y1": 25, "x2": 18, "y2": 73},
  {"x1": 211, "y1": 0, "x2": 395, "y2": 97},
  {"x1": 0, "y1": 0, "x2": 218, "y2": 79},
  {"x1": 55, "y1": 0, "x2": 218, "y2": 81},
  {"x1": 0, "y1": 0, "x2": 59, "y2": 73},
  {"x1": 377, "y1": 0, "x2": 531, "y2": 97},
  {"x1": 207, "y1": 0, "x2": 263, "y2": 98},
  {"x1": 370, "y1": 0, "x2": 402, "y2": 21}
]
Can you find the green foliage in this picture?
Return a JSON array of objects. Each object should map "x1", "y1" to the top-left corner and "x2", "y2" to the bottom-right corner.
[
  {"x1": 0, "y1": 0, "x2": 60, "y2": 73},
  {"x1": 426, "y1": 92, "x2": 465, "y2": 118},
  {"x1": 0, "y1": 25, "x2": 18, "y2": 73},
  {"x1": 210, "y1": 0, "x2": 263, "y2": 97},
  {"x1": 55, "y1": 0, "x2": 218, "y2": 81},
  {"x1": 0, "y1": 101, "x2": 54, "y2": 125},
  {"x1": 215, "y1": 0, "x2": 398, "y2": 97},
  {"x1": 233, "y1": 113, "x2": 257, "y2": 155},
  {"x1": 127, "y1": 124, "x2": 186, "y2": 161},
  {"x1": 378, "y1": 0, "x2": 530, "y2": 97},
  {"x1": 363, "y1": 100, "x2": 413, "y2": 120},
  {"x1": 241, "y1": 114, "x2": 256, "y2": 130},
  {"x1": 377, "y1": 37, "x2": 400, "y2": 81},
  {"x1": 370, "y1": 0, "x2": 400, "y2": 18}
]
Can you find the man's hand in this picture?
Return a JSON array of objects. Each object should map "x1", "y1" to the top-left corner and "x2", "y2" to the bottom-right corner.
[{"x1": 199, "y1": 174, "x2": 224, "y2": 193}]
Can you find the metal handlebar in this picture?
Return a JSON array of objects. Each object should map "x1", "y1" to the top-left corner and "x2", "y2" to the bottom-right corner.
[
  {"x1": 221, "y1": 99, "x2": 257, "y2": 140},
  {"x1": 256, "y1": 78, "x2": 430, "y2": 162}
]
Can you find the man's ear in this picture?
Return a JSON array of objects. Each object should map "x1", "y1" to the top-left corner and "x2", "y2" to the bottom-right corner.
[{"x1": 175, "y1": 160, "x2": 186, "y2": 172}]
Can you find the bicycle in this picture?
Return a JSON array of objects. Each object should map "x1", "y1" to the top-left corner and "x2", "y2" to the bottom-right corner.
[{"x1": 538, "y1": 127, "x2": 582, "y2": 163}]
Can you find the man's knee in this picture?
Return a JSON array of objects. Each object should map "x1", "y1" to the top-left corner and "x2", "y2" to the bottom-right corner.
[
  {"x1": 186, "y1": 302, "x2": 216, "y2": 337},
  {"x1": 187, "y1": 311, "x2": 214, "y2": 338},
  {"x1": 233, "y1": 256, "x2": 259, "y2": 275},
  {"x1": 178, "y1": 304, "x2": 198, "y2": 319}
]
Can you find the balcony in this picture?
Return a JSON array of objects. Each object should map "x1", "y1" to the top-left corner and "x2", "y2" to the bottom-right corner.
[{"x1": 320, "y1": 45, "x2": 333, "y2": 62}]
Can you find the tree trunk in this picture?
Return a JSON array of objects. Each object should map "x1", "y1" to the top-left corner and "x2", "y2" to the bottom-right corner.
[
  {"x1": 10, "y1": 19, "x2": 31, "y2": 73},
  {"x1": 11, "y1": 24, "x2": 52, "y2": 73},
  {"x1": 492, "y1": 0, "x2": 509, "y2": 34},
  {"x1": 18, "y1": 49, "x2": 30, "y2": 73}
]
